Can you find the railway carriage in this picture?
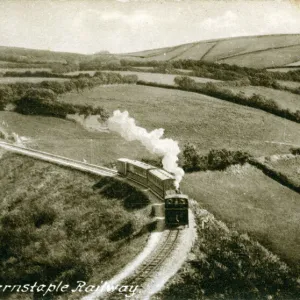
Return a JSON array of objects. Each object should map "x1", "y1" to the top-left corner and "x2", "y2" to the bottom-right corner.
[
  {"x1": 148, "y1": 168, "x2": 176, "y2": 199},
  {"x1": 116, "y1": 158, "x2": 189, "y2": 227},
  {"x1": 116, "y1": 158, "x2": 155, "y2": 186}
]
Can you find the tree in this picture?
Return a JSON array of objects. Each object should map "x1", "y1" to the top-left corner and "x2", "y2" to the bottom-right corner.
[
  {"x1": 174, "y1": 76, "x2": 196, "y2": 90},
  {"x1": 14, "y1": 88, "x2": 62, "y2": 117},
  {"x1": 182, "y1": 143, "x2": 200, "y2": 171}
]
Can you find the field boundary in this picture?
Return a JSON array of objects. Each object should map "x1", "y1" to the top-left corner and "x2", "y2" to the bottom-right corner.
[
  {"x1": 217, "y1": 43, "x2": 300, "y2": 65},
  {"x1": 248, "y1": 157, "x2": 300, "y2": 194},
  {"x1": 136, "y1": 81, "x2": 300, "y2": 124}
]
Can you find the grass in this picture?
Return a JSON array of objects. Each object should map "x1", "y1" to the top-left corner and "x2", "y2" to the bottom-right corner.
[
  {"x1": 122, "y1": 34, "x2": 300, "y2": 68},
  {"x1": 182, "y1": 164, "x2": 300, "y2": 265},
  {"x1": 58, "y1": 84, "x2": 300, "y2": 157},
  {"x1": 64, "y1": 70, "x2": 97, "y2": 76},
  {"x1": 0, "y1": 67, "x2": 52, "y2": 73},
  {"x1": 277, "y1": 80, "x2": 300, "y2": 89},
  {"x1": 227, "y1": 84, "x2": 300, "y2": 112},
  {"x1": 217, "y1": 44, "x2": 300, "y2": 68},
  {"x1": 0, "y1": 153, "x2": 151, "y2": 299},
  {"x1": 0, "y1": 111, "x2": 155, "y2": 166},
  {"x1": 0, "y1": 77, "x2": 69, "y2": 84},
  {"x1": 267, "y1": 67, "x2": 300, "y2": 73},
  {"x1": 102, "y1": 70, "x2": 220, "y2": 85},
  {"x1": 265, "y1": 155, "x2": 300, "y2": 187}
]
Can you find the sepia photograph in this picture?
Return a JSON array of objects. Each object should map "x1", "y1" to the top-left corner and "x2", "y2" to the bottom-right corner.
[{"x1": 0, "y1": 0, "x2": 300, "y2": 299}]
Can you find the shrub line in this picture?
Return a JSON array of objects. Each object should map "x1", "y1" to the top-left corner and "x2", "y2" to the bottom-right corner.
[
  {"x1": 137, "y1": 80, "x2": 300, "y2": 124},
  {"x1": 248, "y1": 158, "x2": 300, "y2": 194}
]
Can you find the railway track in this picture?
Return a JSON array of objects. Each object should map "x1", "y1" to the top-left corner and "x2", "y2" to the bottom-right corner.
[
  {"x1": 0, "y1": 141, "x2": 118, "y2": 177},
  {"x1": 105, "y1": 230, "x2": 180, "y2": 300}
]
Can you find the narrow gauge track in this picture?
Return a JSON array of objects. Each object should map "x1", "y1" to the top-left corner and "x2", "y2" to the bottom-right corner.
[
  {"x1": 106, "y1": 230, "x2": 180, "y2": 300},
  {"x1": 0, "y1": 141, "x2": 117, "y2": 177}
]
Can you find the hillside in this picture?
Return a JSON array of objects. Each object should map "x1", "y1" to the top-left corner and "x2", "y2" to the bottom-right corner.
[
  {"x1": 59, "y1": 85, "x2": 300, "y2": 157},
  {"x1": 119, "y1": 34, "x2": 300, "y2": 68},
  {"x1": 1, "y1": 34, "x2": 300, "y2": 69},
  {"x1": 0, "y1": 46, "x2": 87, "y2": 64},
  {"x1": 0, "y1": 153, "x2": 151, "y2": 299}
]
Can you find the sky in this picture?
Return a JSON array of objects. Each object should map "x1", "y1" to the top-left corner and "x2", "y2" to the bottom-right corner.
[{"x1": 0, "y1": 0, "x2": 300, "y2": 54}]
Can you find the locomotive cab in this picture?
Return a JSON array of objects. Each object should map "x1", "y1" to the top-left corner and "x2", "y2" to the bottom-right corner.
[{"x1": 165, "y1": 194, "x2": 189, "y2": 227}]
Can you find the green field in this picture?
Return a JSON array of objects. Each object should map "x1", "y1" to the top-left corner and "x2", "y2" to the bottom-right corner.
[
  {"x1": 0, "y1": 111, "x2": 155, "y2": 166},
  {"x1": 58, "y1": 84, "x2": 300, "y2": 157},
  {"x1": 0, "y1": 77, "x2": 69, "y2": 84},
  {"x1": 103, "y1": 70, "x2": 220, "y2": 85},
  {"x1": 182, "y1": 164, "x2": 300, "y2": 265},
  {"x1": 267, "y1": 67, "x2": 300, "y2": 73},
  {"x1": 277, "y1": 80, "x2": 300, "y2": 89},
  {"x1": 227, "y1": 85, "x2": 300, "y2": 112},
  {"x1": 0, "y1": 67, "x2": 52, "y2": 73},
  {"x1": 266, "y1": 155, "x2": 300, "y2": 187},
  {"x1": 122, "y1": 34, "x2": 300, "y2": 68}
]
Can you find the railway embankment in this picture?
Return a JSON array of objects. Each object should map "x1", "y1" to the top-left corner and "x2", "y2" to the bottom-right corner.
[
  {"x1": 0, "y1": 152, "x2": 152, "y2": 300},
  {"x1": 154, "y1": 199, "x2": 300, "y2": 300}
]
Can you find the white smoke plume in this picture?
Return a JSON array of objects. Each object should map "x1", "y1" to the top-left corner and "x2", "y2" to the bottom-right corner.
[{"x1": 107, "y1": 110, "x2": 184, "y2": 188}]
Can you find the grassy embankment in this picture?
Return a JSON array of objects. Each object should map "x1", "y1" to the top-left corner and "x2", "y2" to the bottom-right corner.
[
  {"x1": 155, "y1": 196, "x2": 300, "y2": 300},
  {"x1": 0, "y1": 153, "x2": 151, "y2": 300}
]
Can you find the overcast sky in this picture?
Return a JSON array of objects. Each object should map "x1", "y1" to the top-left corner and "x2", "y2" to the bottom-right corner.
[{"x1": 0, "y1": 0, "x2": 300, "y2": 54}]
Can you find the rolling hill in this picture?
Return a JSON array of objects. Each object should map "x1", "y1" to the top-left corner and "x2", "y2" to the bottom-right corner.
[
  {"x1": 119, "y1": 34, "x2": 300, "y2": 68},
  {"x1": 1, "y1": 34, "x2": 300, "y2": 68}
]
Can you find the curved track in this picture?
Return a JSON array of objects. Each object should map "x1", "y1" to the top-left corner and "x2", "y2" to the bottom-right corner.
[
  {"x1": 0, "y1": 141, "x2": 117, "y2": 177},
  {"x1": 105, "y1": 230, "x2": 180, "y2": 300}
]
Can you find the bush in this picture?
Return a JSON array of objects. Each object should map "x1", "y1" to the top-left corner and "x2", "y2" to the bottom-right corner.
[
  {"x1": 93, "y1": 177, "x2": 150, "y2": 209},
  {"x1": 159, "y1": 206, "x2": 300, "y2": 300},
  {"x1": 14, "y1": 88, "x2": 65, "y2": 117},
  {"x1": 182, "y1": 144, "x2": 251, "y2": 172},
  {"x1": 14, "y1": 87, "x2": 109, "y2": 120},
  {"x1": 32, "y1": 206, "x2": 57, "y2": 228},
  {"x1": 290, "y1": 147, "x2": 300, "y2": 155}
]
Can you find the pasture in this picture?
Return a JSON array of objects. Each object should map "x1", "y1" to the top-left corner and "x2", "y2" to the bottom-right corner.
[
  {"x1": 0, "y1": 77, "x2": 69, "y2": 84},
  {"x1": 183, "y1": 164, "x2": 300, "y2": 265},
  {"x1": 121, "y1": 34, "x2": 300, "y2": 68},
  {"x1": 266, "y1": 155, "x2": 300, "y2": 187},
  {"x1": 227, "y1": 85, "x2": 300, "y2": 112},
  {"x1": 0, "y1": 111, "x2": 155, "y2": 167},
  {"x1": 64, "y1": 70, "x2": 218, "y2": 85},
  {"x1": 103, "y1": 70, "x2": 220, "y2": 85},
  {"x1": 267, "y1": 67, "x2": 300, "y2": 73},
  {"x1": 64, "y1": 70, "x2": 97, "y2": 76},
  {"x1": 58, "y1": 85, "x2": 300, "y2": 157},
  {"x1": 277, "y1": 80, "x2": 300, "y2": 89},
  {"x1": 0, "y1": 67, "x2": 52, "y2": 73}
]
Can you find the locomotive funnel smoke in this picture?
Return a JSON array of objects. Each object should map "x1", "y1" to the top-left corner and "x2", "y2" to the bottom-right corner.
[{"x1": 107, "y1": 110, "x2": 184, "y2": 188}]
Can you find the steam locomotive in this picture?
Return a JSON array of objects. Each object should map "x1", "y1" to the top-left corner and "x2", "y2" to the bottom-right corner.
[{"x1": 116, "y1": 158, "x2": 189, "y2": 227}]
